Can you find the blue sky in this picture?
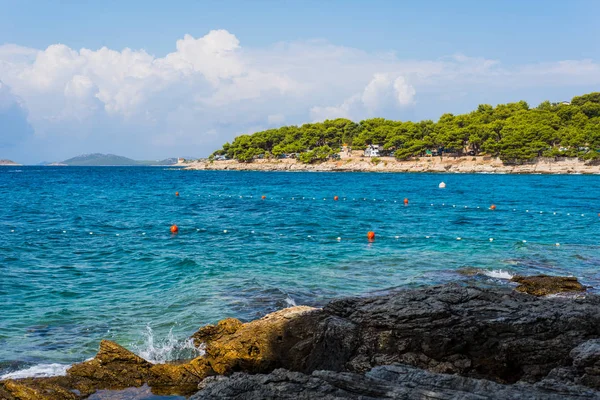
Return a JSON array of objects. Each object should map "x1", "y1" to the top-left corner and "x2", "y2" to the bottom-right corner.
[{"x1": 1, "y1": 0, "x2": 599, "y2": 163}]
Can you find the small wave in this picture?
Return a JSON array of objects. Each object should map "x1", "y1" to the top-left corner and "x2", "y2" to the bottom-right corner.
[
  {"x1": 482, "y1": 269, "x2": 514, "y2": 280},
  {"x1": 285, "y1": 295, "x2": 297, "y2": 307},
  {"x1": 1, "y1": 363, "x2": 69, "y2": 379},
  {"x1": 131, "y1": 326, "x2": 204, "y2": 364}
]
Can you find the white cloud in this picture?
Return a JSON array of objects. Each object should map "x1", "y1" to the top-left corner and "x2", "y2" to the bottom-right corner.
[
  {"x1": 393, "y1": 76, "x2": 416, "y2": 106},
  {"x1": 310, "y1": 73, "x2": 415, "y2": 121},
  {"x1": 1, "y1": 30, "x2": 599, "y2": 163}
]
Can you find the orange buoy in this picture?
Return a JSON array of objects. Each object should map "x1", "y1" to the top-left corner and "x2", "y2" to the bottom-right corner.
[
  {"x1": 175, "y1": 192, "x2": 179, "y2": 197},
  {"x1": 261, "y1": 195, "x2": 266, "y2": 200},
  {"x1": 170, "y1": 224, "x2": 179, "y2": 234},
  {"x1": 367, "y1": 231, "x2": 375, "y2": 240},
  {"x1": 490, "y1": 204, "x2": 496, "y2": 210},
  {"x1": 334, "y1": 196, "x2": 339, "y2": 201},
  {"x1": 403, "y1": 198, "x2": 409, "y2": 205}
]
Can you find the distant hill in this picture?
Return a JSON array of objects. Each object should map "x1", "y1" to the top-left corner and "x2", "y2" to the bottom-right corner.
[
  {"x1": 59, "y1": 154, "x2": 179, "y2": 166},
  {"x1": 137, "y1": 157, "x2": 179, "y2": 166},
  {"x1": 0, "y1": 159, "x2": 20, "y2": 166}
]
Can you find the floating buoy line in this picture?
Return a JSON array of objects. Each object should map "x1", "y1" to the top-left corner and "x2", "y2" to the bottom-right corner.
[
  {"x1": 4, "y1": 226, "x2": 599, "y2": 250},
  {"x1": 4, "y1": 193, "x2": 598, "y2": 248}
]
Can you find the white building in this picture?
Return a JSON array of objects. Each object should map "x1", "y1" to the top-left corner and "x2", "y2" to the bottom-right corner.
[{"x1": 364, "y1": 144, "x2": 381, "y2": 157}]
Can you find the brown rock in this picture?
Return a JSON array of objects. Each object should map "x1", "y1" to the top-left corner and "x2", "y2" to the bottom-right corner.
[
  {"x1": 195, "y1": 306, "x2": 318, "y2": 375},
  {"x1": 68, "y1": 340, "x2": 152, "y2": 389},
  {"x1": 192, "y1": 318, "x2": 243, "y2": 346},
  {"x1": 512, "y1": 275, "x2": 586, "y2": 296}
]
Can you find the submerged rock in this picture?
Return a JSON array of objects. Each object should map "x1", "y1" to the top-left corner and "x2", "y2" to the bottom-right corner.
[{"x1": 512, "y1": 274, "x2": 586, "y2": 296}]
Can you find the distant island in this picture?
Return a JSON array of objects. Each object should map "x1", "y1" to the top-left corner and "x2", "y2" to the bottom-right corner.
[
  {"x1": 0, "y1": 159, "x2": 20, "y2": 166},
  {"x1": 184, "y1": 92, "x2": 600, "y2": 174},
  {"x1": 45, "y1": 153, "x2": 182, "y2": 167}
]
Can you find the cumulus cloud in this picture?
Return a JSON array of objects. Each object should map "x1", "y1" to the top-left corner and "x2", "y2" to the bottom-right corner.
[
  {"x1": 0, "y1": 81, "x2": 34, "y2": 148},
  {"x1": 310, "y1": 73, "x2": 415, "y2": 121},
  {"x1": 0, "y1": 30, "x2": 599, "y2": 163}
]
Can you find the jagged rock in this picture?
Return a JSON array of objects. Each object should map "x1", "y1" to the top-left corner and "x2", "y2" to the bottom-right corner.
[
  {"x1": 68, "y1": 340, "x2": 152, "y2": 388},
  {"x1": 568, "y1": 340, "x2": 600, "y2": 389},
  {"x1": 194, "y1": 306, "x2": 318, "y2": 375},
  {"x1": 2, "y1": 283, "x2": 600, "y2": 399},
  {"x1": 191, "y1": 364, "x2": 600, "y2": 399},
  {"x1": 0, "y1": 341, "x2": 210, "y2": 399},
  {"x1": 285, "y1": 283, "x2": 599, "y2": 386},
  {"x1": 511, "y1": 275, "x2": 586, "y2": 296}
]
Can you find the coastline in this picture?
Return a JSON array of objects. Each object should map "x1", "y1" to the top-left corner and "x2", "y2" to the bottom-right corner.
[
  {"x1": 1, "y1": 277, "x2": 598, "y2": 399},
  {"x1": 184, "y1": 156, "x2": 600, "y2": 174}
]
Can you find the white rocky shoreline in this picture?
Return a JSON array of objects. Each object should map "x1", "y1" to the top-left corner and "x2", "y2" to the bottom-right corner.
[{"x1": 183, "y1": 156, "x2": 600, "y2": 174}]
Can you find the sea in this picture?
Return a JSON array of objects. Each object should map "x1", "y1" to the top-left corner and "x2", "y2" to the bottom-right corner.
[{"x1": 1, "y1": 166, "x2": 599, "y2": 382}]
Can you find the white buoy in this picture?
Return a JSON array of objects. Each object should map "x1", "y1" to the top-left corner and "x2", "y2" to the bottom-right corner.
[
  {"x1": 337, "y1": 237, "x2": 341, "y2": 241},
  {"x1": 223, "y1": 230, "x2": 228, "y2": 233},
  {"x1": 489, "y1": 238, "x2": 494, "y2": 242},
  {"x1": 456, "y1": 237, "x2": 462, "y2": 241},
  {"x1": 439, "y1": 182, "x2": 446, "y2": 188},
  {"x1": 425, "y1": 236, "x2": 430, "y2": 239},
  {"x1": 395, "y1": 236, "x2": 399, "y2": 239}
]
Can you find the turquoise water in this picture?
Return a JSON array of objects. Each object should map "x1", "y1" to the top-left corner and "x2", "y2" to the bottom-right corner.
[{"x1": 1, "y1": 167, "x2": 600, "y2": 377}]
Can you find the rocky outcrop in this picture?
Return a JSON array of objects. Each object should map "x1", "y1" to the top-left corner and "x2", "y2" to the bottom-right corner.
[
  {"x1": 191, "y1": 306, "x2": 318, "y2": 375},
  {"x1": 512, "y1": 275, "x2": 586, "y2": 296},
  {"x1": 192, "y1": 364, "x2": 600, "y2": 399},
  {"x1": 2, "y1": 282, "x2": 599, "y2": 399}
]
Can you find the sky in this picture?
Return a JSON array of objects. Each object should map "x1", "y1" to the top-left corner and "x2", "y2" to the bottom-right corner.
[{"x1": 1, "y1": 0, "x2": 599, "y2": 164}]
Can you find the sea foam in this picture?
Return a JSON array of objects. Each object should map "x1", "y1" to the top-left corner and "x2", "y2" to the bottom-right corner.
[
  {"x1": 131, "y1": 325, "x2": 205, "y2": 364},
  {"x1": 1, "y1": 363, "x2": 69, "y2": 379},
  {"x1": 285, "y1": 295, "x2": 297, "y2": 307},
  {"x1": 483, "y1": 269, "x2": 514, "y2": 280}
]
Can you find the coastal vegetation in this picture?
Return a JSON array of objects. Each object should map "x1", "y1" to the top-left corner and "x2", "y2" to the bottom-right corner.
[{"x1": 213, "y1": 92, "x2": 600, "y2": 164}]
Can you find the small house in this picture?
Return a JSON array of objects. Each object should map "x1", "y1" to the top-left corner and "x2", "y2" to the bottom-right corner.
[{"x1": 364, "y1": 144, "x2": 381, "y2": 157}]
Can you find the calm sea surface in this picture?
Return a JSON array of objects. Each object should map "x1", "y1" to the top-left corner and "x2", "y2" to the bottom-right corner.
[{"x1": 1, "y1": 167, "x2": 599, "y2": 377}]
